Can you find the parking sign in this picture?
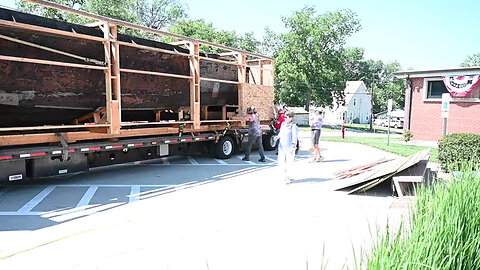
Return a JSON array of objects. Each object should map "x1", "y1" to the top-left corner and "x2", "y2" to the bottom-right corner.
[{"x1": 441, "y1": 93, "x2": 450, "y2": 118}]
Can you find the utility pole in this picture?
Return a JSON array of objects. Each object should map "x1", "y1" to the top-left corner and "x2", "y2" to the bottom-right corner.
[{"x1": 369, "y1": 83, "x2": 374, "y2": 131}]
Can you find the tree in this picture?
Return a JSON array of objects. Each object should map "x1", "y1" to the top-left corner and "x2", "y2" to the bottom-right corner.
[
  {"x1": 135, "y1": 0, "x2": 187, "y2": 30},
  {"x1": 274, "y1": 7, "x2": 361, "y2": 111},
  {"x1": 169, "y1": 19, "x2": 261, "y2": 53},
  {"x1": 460, "y1": 53, "x2": 480, "y2": 67},
  {"x1": 16, "y1": 0, "x2": 187, "y2": 30}
]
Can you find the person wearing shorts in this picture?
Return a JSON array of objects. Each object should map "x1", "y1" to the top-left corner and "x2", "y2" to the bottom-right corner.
[{"x1": 310, "y1": 110, "x2": 324, "y2": 162}]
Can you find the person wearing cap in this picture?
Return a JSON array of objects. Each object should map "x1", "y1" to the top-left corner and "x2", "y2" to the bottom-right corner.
[
  {"x1": 277, "y1": 111, "x2": 298, "y2": 184},
  {"x1": 242, "y1": 106, "x2": 266, "y2": 162}
]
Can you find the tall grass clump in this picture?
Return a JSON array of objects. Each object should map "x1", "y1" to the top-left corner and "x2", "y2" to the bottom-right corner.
[{"x1": 366, "y1": 166, "x2": 480, "y2": 269}]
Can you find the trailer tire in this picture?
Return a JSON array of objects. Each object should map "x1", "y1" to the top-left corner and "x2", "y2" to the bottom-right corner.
[
  {"x1": 262, "y1": 133, "x2": 278, "y2": 151},
  {"x1": 214, "y1": 136, "x2": 235, "y2": 159}
]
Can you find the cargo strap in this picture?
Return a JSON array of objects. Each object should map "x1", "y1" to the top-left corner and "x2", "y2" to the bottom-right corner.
[
  {"x1": 178, "y1": 123, "x2": 185, "y2": 139},
  {"x1": 55, "y1": 133, "x2": 69, "y2": 161}
]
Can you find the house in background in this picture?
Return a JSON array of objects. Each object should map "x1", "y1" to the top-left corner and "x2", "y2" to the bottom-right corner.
[
  {"x1": 395, "y1": 67, "x2": 480, "y2": 141},
  {"x1": 323, "y1": 81, "x2": 372, "y2": 124}
]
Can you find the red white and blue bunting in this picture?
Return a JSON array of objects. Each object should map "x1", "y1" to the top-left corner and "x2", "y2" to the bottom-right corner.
[{"x1": 442, "y1": 75, "x2": 480, "y2": 97}]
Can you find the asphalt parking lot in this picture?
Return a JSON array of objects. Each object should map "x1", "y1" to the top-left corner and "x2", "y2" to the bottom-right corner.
[{"x1": 0, "y1": 136, "x2": 407, "y2": 270}]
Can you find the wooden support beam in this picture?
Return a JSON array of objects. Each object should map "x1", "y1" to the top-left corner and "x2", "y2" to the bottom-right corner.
[
  {"x1": 0, "y1": 55, "x2": 108, "y2": 70},
  {"x1": 0, "y1": 33, "x2": 105, "y2": 65},
  {"x1": 73, "y1": 107, "x2": 106, "y2": 124},
  {"x1": 187, "y1": 42, "x2": 201, "y2": 130},
  {"x1": 120, "y1": 68, "x2": 193, "y2": 80},
  {"x1": 169, "y1": 40, "x2": 190, "y2": 46},
  {"x1": 222, "y1": 105, "x2": 227, "y2": 120},
  {"x1": 101, "y1": 22, "x2": 115, "y2": 135},
  {"x1": 259, "y1": 60, "x2": 264, "y2": 86},
  {"x1": 199, "y1": 77, "x2": 240, "y2": 85},
  {"x1": 118, "y1": 41, "x2": 192, "y2": 58},
  {"x1": 236, "y1": 53, "x2": 247, "y2": 113},
  {"x1": 0, "y1": 124, "x2": 109, "y2": 132},
  {"x1": 199, "y1": 56, "x2": 240, "y2": 66},
  {"x1": 110, "y1": 24, "x2": 122, "y2": 131},
  {"x1": 0, "y1": 19, "x2": 105, "y2": 42}
]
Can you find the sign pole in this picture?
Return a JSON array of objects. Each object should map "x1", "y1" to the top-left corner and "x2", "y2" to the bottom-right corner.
[
  {"x1": 387, "y1": 99, "x2": 392, "y2": 146},
  {"x1": 441, "y1": 93, "x2": 450, "y2": 137}
]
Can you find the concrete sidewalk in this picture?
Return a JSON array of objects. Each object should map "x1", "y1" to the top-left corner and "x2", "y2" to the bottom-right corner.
[{"x1": 0, "y1": 142, "x2": 409, "y2": 270}]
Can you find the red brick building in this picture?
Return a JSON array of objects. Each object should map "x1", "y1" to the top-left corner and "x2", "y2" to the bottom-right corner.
[{"x1": 395, "y1": 67, "x2": 480, "y2": 141}]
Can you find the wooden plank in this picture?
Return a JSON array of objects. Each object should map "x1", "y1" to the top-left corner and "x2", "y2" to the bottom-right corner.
[
  {"x1": 101, "y1": 22, "x2": 114, "y2": 135},
  {"x1": 0, "y1": 19, "x2": 105, "y2": 42},
  {"x1": 222, "y1": 105, "x2": 227, "y2": 120},
  {"x1": 199, "y1": 56, "x2": 240, "y2": 66},
  {"x1": 121, "y1": 121, "x2": 194, "y2": 127},
  {"x1": 0, "y1": 55, "x2": 107, "y2": 70},
  {"x1": 118, "y1": 41, "x2": 192, "y2": 58},
  {"x1": 0, "y1": 124, "x2": 110, "y2": 132},
  {"x1": 110, "y1": 24, "x2": 122, "y2": 131},
  {"x1": 199, "y1": 77, "x2": 240, "y2": 85},
  {"x1": 0, "y1": 33, "x2": 104, "y2": 65},
  {"x1": 119, "y1": 68, "x2": 193, "y2": 80},
  {"x1": 237, "y1": 53, "x2": 246, "y2": 114}
]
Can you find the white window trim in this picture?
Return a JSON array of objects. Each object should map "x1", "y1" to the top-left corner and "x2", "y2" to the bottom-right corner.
[{"x1": 423, "y1": 77, "x2": 444, "y2": 102}]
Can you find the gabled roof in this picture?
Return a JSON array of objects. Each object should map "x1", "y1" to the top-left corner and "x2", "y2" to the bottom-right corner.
[
  {"x1": 394, "y1": 66, "x2": 480, "y2": 79},
  {"x1": 344, "y1": 81, "x2": 368, "y2": 105}
]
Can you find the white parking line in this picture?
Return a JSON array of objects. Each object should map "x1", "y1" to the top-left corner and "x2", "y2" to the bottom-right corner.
[
  {"x1": 236, "y1": 156, "x2": 256, "y2": 165},
  {"x1": 76, "y1": 185, "x2": 98, "y2": 208},
  {"x1": 17, "y1": 185, "x2": 56, "y2": 214},
  {"x1": 129, "y1": 185, "x2": 140, "y2": 203},
  {"x1": 187, "y1": 157, "x2": 199, "y2": 165},
  {"x1": 265, "y1": 156, "x2": 277, "y2": 163},
  {"x1": 215, "y1": 159, "x2": 228, "y2": 165}
]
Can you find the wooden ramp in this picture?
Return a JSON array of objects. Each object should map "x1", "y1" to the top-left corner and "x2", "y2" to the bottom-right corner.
[{"x1": 335, "y1": 149, "x2": 430, "y2": 196}]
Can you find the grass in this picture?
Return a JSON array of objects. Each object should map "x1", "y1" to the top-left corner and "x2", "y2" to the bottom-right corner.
[
  {"x1": 322, "y1": 137, "x2": 439, "y2": 163},
  {"x1": 366, "y1": 168, "x2": 480, "y2": 269}
]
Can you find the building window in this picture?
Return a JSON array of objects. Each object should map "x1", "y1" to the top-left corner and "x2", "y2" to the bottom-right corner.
[
  {"x1": 353, "y1": 98, "x2": 357, "y2": 106},
  {"x1": 427, "y1": 80, "x2": 449, "y2": 99}
]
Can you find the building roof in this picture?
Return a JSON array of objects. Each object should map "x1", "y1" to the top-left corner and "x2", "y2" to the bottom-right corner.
[
  {"x1": 394, "y1": 66, "x2": 480, "y2": 79},
  {"x1": 344, "y1": 81, "x2": 368, "y2": 105}
]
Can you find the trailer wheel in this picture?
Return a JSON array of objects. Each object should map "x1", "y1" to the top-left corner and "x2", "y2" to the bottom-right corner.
[
  {"x1": 262, "y1": 133, "x2": 278, "y2": 151},
  {"x1": 214, "y1": 136, "x2": 235, "y2": 159}
]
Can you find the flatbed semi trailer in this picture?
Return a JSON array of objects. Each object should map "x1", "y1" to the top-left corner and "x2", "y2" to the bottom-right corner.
[{"x1": 0, "y1": 0, "x2": 277, "y2": 182}]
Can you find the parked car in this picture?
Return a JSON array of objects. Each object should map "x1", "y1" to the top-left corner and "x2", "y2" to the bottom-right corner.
[{"x1": 374, "y1": 114, "x2": 404, "y2": 129}]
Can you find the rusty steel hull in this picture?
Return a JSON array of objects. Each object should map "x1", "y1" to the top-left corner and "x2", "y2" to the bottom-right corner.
[{"x1": 0, "y1": 8, "x2": 238, "y2": 127}]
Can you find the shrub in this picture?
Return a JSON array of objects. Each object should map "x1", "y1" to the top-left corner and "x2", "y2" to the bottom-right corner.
[
  {"x1": 402, "y1": 129, "x2": 413, "y2": 142},
  {"x1": 438, "y1": 133, "x2": 480, "y2": 172}
]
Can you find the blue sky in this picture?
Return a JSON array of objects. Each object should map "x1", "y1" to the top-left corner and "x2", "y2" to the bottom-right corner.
[{"x1": 1, "y1": 0, "x2": 479, "y2": 71}]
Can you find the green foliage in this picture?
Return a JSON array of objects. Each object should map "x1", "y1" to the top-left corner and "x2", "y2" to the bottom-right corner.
[
  {"x1": 402, "y1": 129, "x2": 413, "y2": 142},
  {"x1": 367, "y1": 170, "x2": 480, "y2": 270},
  {"x1": 16, "y1": 0, "x2": 187, "y2": 30},
  {"x1": 438, "y1": 133, "x2": 480, "y2": 172},
  {"x1": 460, "y1": 53, "x2": 480, "y2": 67},
  {"x1": 274, "y1": 7, "x2": 361, "y2": 110},
  {"x1": 168, "y1": 19, "x2": 261, "y2": 53}
]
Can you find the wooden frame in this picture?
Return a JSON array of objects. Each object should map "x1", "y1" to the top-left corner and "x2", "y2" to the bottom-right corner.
[{"x1": 0, "y1": 0, "x2": 275, "y2": 146}]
